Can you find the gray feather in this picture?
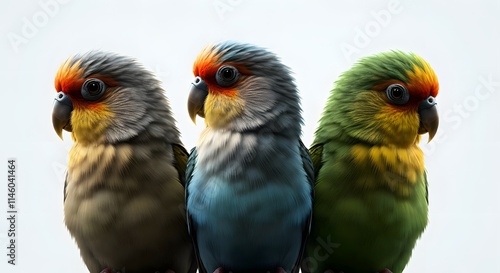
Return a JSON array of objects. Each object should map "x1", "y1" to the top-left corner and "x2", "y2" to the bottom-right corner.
[
  {"x1": 209, "y1": 42, "x2": 303, "y2": 138},
  {"x1": 70, "y1": 51, "x2": 181, "y2": 144}
]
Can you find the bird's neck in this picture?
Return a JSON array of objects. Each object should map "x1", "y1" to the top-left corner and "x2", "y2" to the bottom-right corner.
[
  {"x1": 349, "y1": 142, "x2": 425, "y2": 196},
  {"x1": 67, "y1": 137, "x2": 175, "y2": 196},
  {"x1": 316, "y1": 121, "x2": 425, "y2": 197},
  {"x1": 196, "y1": 127, "x2": 295, "y2": 177}
]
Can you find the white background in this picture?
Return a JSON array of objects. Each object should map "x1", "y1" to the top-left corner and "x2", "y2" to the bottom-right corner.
[{"x1": 1, "y1": 0, "x2": 499, "y2": 272}]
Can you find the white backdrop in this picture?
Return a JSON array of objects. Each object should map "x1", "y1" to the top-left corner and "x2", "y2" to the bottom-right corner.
[{"x1": 1, "y1": 0, "x2": 499, "y2": 272}]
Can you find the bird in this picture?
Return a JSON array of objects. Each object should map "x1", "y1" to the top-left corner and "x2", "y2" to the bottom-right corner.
[
  {"x1": 301, "y1": 51, "x2": 439, "y2": 273},
  {"x1": 51, "y1": 51, "x2": 197, "y2": 273},
  {"x1": 185, "y1": 41, "x2": 314, "y2": 273}
]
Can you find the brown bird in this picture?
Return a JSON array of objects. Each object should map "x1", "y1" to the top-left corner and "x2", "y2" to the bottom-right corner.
[{"x1": 52, "y1": 51, "x2": 197, "y2": 273}]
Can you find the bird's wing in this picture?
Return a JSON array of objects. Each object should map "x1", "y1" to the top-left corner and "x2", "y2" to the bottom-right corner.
[
  {"x1": 308, "y1": 143, "x2": 324, "y2": 185},
  {"x1": 172, "y1": 143, "x2": 189, "y2": 187},
  {"x1": 185, "y1": 147, "x2": 207, "y2": 273},
  {"x1": 424, "y1": 169, "x2": 429, "y2": 205},
  {"x1": 293, "y1": 140, "x2": 316, "y2": 273},
  {"x1": 63, "y1": 172, "x2": 68, "y2": 202}
]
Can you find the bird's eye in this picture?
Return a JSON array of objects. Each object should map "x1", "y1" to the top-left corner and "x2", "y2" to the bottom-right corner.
[
  {"x1": 215, "y1": 65, "x2": 239, "y2": 87},
  {"x1": 386, "y1": 84, "x2": 409, "y2": 105},
  {"x1": 81, "y1": 78, "x2": 106, "y2": 101}
]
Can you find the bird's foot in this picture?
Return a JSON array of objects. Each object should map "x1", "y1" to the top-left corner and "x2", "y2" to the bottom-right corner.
[
  {"x1": 100, "y1": 269, "x2": 175, "y2": 273},
  {"x1": 214, "y1": 267, "x2": 224, "y2": 273},
  {"x1": 101, "y1": 269, "x2": 126, "y2": 273},
  {"x1": 324, "y1": 269, "x2": 392, "y2": 273},
  {"x1": 275, "y1": 267, "x2": 286, "y2": 273},
  {"x1": 212, "y1": 267, "x2": 286, "y2": 273}
]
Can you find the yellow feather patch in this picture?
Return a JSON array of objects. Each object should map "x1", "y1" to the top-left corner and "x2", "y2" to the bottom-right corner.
[
  {"x1": 351, "y1": 143, "x2": 425, "y2": 197},
  {"x1": 70, "y1": 105, "x2": 114, "y2": 144},
  {"x1": 374, "y1": 104, "x2": 420, "y2": 147},
  {"x1": 65, "y1": 143, "x2": 136, "y2": 235},
  {"x1": 204, "y1": 92, "x2": 245, "y2": 128},
  {"x1": 68, "y1": 143, "x2": 134, "y2": 193}
]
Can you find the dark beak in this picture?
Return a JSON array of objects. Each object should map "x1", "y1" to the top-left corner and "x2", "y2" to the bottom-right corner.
[
  {"x1": 418, "y1": 96, "x2": 439, "y2": 142},
  {"x1": 188, "y1": 76, "x2": 208, "y2": 123},
  {"x1": 52, "y1": 91, "x2": 73, "y2": 139}
]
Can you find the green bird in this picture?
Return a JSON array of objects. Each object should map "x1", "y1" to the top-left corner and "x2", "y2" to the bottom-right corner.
[{"x1": 302, "y1": 51, "x2": 439, "y2": 273}]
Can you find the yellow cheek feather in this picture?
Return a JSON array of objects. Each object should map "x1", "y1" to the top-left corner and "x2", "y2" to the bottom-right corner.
[
  {"x1": 374, "y1": 105, "x2": 421, "y2": 147},
  {"x1": 348, "y1": 92, "x2": 425, "y2": 196},
  {"x1": 70, "y1": 104, "x2": 114, "y2": 144},
  {"x1": 350, "y1": 143, "x2": 424, "y2": 196},
  {"x1": 204, "y1": 92, "x2": 245, "y2": 128}
]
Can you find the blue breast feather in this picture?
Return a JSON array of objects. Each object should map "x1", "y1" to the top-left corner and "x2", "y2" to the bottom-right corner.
[{"x1": 187, "y1": 136, "x2": 311, "y2": 272}]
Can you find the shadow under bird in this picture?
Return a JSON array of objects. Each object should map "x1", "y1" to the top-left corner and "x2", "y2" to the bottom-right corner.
[
  {"x1": 52, "y1": 51, "x2": 197, "y2": 273},
  {"x1": 301, "y1": 51, "x2": 439, "y2": 273},
  {"x1": 185, "y1": 41, "x2": 314, "y2": 273}
]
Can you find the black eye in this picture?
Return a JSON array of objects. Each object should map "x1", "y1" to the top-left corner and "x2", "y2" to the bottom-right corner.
[
  {"x1": 386, "y1": 84, "x2": 409, "y2": 105},
  {"x1": 215, "y1": 65, "x2": 239, "y2": 87},
  {"x1": 81, "y1": 78, "x2": 106, "y2": 101}
]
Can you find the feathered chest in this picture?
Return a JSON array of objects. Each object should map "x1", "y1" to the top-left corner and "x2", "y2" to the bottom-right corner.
[
  {"x1": 188, "y1": 129, "x2": 311, "y2": 224},
  {"x1": 195, "y1": 129, "x2": 305, "y2": 181},
  {"x1": 320, "y1": 141, "x2": 425, "y2": 197},
  {"x1": 66, "y1": 143, "x2": 140, "y2": 194},
  {"x1": 64, "y1": 142, "x2": 183, "y2": 236}
]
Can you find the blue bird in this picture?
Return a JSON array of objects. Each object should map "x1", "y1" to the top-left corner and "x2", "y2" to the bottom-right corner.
[{"x1": 185, "y1": 41, "x2": 314, "y2": 273}]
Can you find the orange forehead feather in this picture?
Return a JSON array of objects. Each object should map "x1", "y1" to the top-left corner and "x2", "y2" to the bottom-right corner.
[
  {"x1": 193, "y1": 44, "x2": 221, "y2": 78},
  {"x1": 54, "y1": 57, "x2": 85, "y2": 92},
  {"x1": 406, "y1": 56, "x2": 439, "y2": 98},
  {"x1": 192, "y1": 44, "x2": 253, "y2": 98}
]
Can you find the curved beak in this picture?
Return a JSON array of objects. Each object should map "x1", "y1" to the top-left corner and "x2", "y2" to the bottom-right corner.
[
  {"x1": 418, "y1": 96, "x2": 439, "y2": 142},
  {"x1": 188, "y1": 76, "x2": 208, "y2": 123},
  {"x1": 52, "y1": 91, "x2": 73, "y2": 140}
]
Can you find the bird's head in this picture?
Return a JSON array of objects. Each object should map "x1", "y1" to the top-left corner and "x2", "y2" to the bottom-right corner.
[
  {"x1": 188, "y1": 41, "x2": 302, "y2": 137},
  {"x1": 327, "y1": 51, "x2": 439, "y2": 147},
  {"x1": 52, "y1": 51, "x2": 177, "y2": 144}
]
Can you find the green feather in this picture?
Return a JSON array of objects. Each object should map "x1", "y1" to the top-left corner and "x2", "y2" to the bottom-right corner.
[{"x1": 302, "y1": 51, "x2": 435, "y2": 273}]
